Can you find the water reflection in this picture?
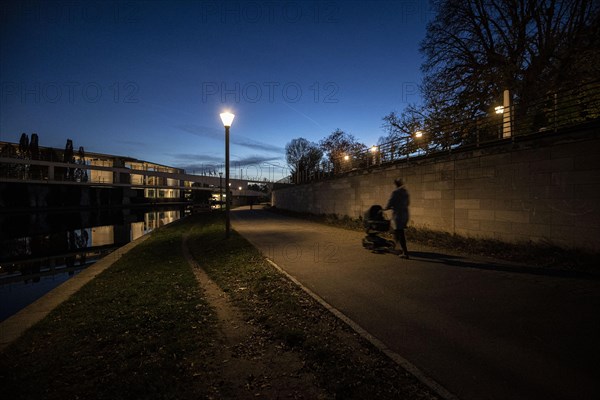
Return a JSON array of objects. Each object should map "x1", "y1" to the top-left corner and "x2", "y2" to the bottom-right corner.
[{"x1": 0, "y1": 206, "x2": 186, "y2": 321}]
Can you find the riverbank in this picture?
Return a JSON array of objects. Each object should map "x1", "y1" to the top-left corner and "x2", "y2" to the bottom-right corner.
[
  {"x1": 0, "y1": 205, "x2": 187, "y2": 322},
  {"x1": 0, "y1": 212, "x2": 439, "y2": 399}
]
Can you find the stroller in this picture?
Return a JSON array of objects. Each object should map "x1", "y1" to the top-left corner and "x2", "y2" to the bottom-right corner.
[{"x1": 362, "y1": 205, "x2": 395, "y2": 253}]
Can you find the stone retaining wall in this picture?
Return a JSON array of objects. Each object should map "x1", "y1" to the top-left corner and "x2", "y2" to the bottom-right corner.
[{"x1": 272, "y1": 126, "x2": 600, "y2": 251}]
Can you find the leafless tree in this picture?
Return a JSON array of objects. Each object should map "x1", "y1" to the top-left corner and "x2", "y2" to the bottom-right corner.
[
  {"x1": 422, "y1": 0, "x2": 598, "y2": 112},
  {"x1": 285, "y1": 138, "x2": 323, "y2": 183},
  {"x1": 385, "y1": 0, "x2": 600, "y2": 148},
  {"x1": 319, "y1": 129, "x2": 367, "y2": 173}
]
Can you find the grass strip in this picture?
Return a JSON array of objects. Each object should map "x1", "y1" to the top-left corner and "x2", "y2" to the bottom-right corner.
[
  {"x1": 186, "y1": 212, "x2": 439, "y2": 399},
  {"x1": 0, "y1": 219, "x2": 219, "y2": 400},
  {"x1": 1, "y1": 212, "x2": 440, "y2": 399}
]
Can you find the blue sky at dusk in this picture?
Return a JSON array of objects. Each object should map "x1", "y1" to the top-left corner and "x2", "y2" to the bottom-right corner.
[{"x1": 1, "y1": 0, "x2": 433, "y2": 180}]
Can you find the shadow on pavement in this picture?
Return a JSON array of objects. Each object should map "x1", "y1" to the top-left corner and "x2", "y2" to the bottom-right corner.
[
  {"x1": 234, "y1": 209, "x2": 597, "y2": 280},
  {"x1": 409, "y1": 251, "x2": 598, "y2": 280}
]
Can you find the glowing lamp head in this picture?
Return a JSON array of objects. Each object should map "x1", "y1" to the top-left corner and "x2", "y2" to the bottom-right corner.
[
  {"x1": 220, "y1": 112, "x2": 235, "y2": 127},
  {"x1": 494, "y1": 106, "x2": 504, "y2": 114},
  {"x1": 415, "y1": 131, "x2": 423, "y2": 138},
  {"x1": 344, "y1": 155, "x2": 350, "y2": 161}
]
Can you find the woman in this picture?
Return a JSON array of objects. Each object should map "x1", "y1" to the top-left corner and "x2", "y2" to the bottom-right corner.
[{"x1": 385, "y1": 178, "x2": 410, "y2": 259}]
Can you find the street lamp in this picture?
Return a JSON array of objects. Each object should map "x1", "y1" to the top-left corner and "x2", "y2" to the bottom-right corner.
[
  {"x1": 495, "y1": 89, "x2": 512, "y2": 138},
  {"x1": 219, "y1": 172, "x2": 223, "y2": 210},
  {"x1": 370, "y1": 145, "x2": 378, "y2": 166},
  {"x1": 220, "y1": 111, "x2": 235, "y2": 238},
  {"x1": 414, "y1": 130, "x2": 426, "y2": 155},
  {"x1": 343, "y1": 154, "x2": 350, "y2": 172}
]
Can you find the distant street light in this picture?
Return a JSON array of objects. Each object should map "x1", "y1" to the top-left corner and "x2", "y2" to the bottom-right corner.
[
  {"x1": 415, "y1": 130, "x2": 424, "y2": 138},
  {"x1": 220, "y1": 111, "x2": 235, "y2": 238}
]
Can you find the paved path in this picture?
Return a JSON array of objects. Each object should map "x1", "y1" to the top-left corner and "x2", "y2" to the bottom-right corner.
[{"x1": 232, "y1": 208, "x2": 600, "y2": 400}]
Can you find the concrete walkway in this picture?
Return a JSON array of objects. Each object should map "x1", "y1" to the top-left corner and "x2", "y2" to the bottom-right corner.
[{"x1": 232, "y1": 207, "x2": 600, "y2": 400}]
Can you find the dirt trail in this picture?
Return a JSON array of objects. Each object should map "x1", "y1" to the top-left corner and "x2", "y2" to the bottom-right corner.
[{"x1": 182, "y1": 235, "x2": 327, "y2": 399}]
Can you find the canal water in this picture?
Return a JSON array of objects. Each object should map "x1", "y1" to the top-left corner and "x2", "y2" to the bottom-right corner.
[{"x1": 0, "y1": 205, "x2": 188, "y2": 321}]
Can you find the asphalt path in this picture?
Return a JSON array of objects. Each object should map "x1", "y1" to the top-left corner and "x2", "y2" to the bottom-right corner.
[{"x1": 232, "y1": 207, "x2": 600, "y2": 400}]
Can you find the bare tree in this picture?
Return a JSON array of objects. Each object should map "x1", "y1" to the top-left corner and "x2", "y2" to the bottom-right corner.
[
  {"x1": 425, "y1": 0, "x2": 598, "y2": 106},
  {"x1": 285, "y1": 138, "x2": 323, "y2": 183},
  {"x1": 394, "y1": 0, "x2": 600, "y2": 145},
  {"x1": 319, "y1": 129, "x2": 367, "y2": 173},
  {"x1": 380, "y1": 105, "x2": 427, "y2": 144}
]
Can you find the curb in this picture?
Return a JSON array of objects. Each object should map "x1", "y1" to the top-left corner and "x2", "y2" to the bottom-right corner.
[
  {"x1": 0, "y1": 234, "x2": 150, "y2": 352},
  {"x1": 265, "y1": 258, "x2": 459, "y2": 400}
]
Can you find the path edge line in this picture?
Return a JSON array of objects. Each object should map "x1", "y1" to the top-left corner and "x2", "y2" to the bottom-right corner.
[{"x1": 265, "y1": 257, "x2": 459, "y2": 400}]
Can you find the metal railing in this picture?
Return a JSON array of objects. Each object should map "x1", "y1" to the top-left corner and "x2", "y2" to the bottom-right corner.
[{"x1": 289, "y1": 80, "x2": 600, "y2": 184}]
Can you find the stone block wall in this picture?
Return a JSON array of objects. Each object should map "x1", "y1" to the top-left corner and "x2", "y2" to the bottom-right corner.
[{"x1": 272, "y1": 127, "x2": 600, "y2": 251}]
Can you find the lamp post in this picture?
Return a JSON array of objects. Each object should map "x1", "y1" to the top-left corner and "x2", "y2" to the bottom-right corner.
[
  {"x1": 502, "y1": 89, "x2": 512, "y2": 138},
  {"x1": 495, "y1": 106, "x2": 504, "y2": 139},
  {"x1": 220, "y1": 111, "x2": 235, "y2": 238},
  {"x1": 219, "y1": 172, "x2": 223, "y2": 210},
  {"x1": 369, "y1": 145, "x2": 378, "y2": 167},
  {"x1": 495, "y1": 90, "x2": 512, "y2": 139},
  {"x1": 343, "y1": 154, "x2": 350, "y2": 173},
  {"x1": 414, "y1": 130, "x2": 424, "y2": 156}
]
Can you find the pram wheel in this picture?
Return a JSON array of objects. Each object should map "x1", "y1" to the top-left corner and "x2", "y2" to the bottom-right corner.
[
  {"x1": 362, "y1": 205, "x2": 394, "y2": 254},
  {"x1": 362, "y1": 234, "x2": 395, "y2": 253}
]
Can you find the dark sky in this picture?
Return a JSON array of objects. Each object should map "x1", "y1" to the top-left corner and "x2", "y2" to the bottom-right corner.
[{"x1": 0, "y1": 0, "x2": 433, "y2": 180}]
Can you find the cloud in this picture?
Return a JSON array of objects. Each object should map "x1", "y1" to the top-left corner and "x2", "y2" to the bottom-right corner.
[
  {"x1": 170, "y1": 153, "x2": 222, "y2": 172},
  {"x1": 172, "y1": 153, "x2": 222, "y2": 162},
  {"x1": 174, "y1": 155, "x2": 283, "y2": 168},
  {"x1": 172, "y1": 154, "x2": 286, "y2": 175},
  {"x1": 234, "y1": 137, "x2": 284, "y2": 153},
  {"x1": 175, "y1": 124, "x2": 284, "y2": 153},
  {"x1": 232, "y1": 155, "x2": 282, "y2": 167}
]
